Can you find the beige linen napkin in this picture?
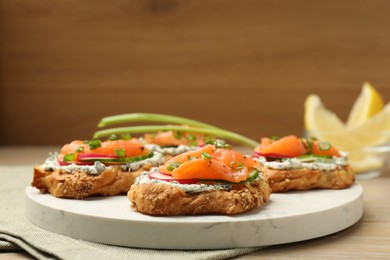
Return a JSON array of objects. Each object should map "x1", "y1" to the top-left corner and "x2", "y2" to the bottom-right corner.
[{"x1": 0, "y1": 166, "x2": 262, "y2": 260}]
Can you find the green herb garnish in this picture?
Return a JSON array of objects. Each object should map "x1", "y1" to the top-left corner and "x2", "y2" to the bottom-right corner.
[
  {"x1": 115, "y1": 148, "x2": 126, "y2": 157},
  {"x1": 167, "y1": 162, "x2": 182, "y2": 171},
  {"x1": 230, "y1": 161, "x2": 244, "y2": 170},
  {"x1": 89, "y1": 140, "x2": 102, "y2": 150},
  {"x1": 108, "y1": 134, "x2": 119, "y2": 141},
  {"x1": 201, "y1": 152, "x2": 212, "y2": 159},
  {"x1": 121, "y1": 133, "x2": 132, "y2": 140},
  {"x1": 63, "y1": 153, "x2": 76, "y2": 162},
  {"x1": 318, "y1": 141, "x2": 331, "y2": 151},
  {"x1": 173, "y1": 131, "x2": 183, "y2": 140},
  {"x1": 205, "y1": 139, "x2": 231, "y2": 149},
  {"x1": 75, "y1": 146, "x2": 84, "y2": 153}
]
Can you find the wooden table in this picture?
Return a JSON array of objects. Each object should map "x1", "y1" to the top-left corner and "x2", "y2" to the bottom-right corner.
[{"x1": 0, "y1": 146, "x2": 389, "y2": 259}]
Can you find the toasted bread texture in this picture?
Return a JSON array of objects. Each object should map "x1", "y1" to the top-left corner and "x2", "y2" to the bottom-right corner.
[
  {"x1": 32, "y1": 165, "x2": 152, "y2": 199},
  {"x1": 128, "y1": 178, "x2": 271, "y2": 215},
  {"x1": 261, "y1": 165, "x2": 355, "y2": 192}
]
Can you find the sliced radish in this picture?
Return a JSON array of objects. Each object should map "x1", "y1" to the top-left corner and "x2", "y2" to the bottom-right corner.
[
  {"x1": 148, "y1": 171, "x2": 199, "y2": 184},
  {"x1": 78, "y1": 153, "x2": 118, "y2": 161},
  {"x1": 252, "y1": 151, "x2": 294, "y2": 159}
]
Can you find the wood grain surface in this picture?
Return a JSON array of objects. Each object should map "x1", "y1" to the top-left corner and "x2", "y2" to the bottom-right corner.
[{"x1": 1, "y1": 0, "x2": 390, "y2": 145}]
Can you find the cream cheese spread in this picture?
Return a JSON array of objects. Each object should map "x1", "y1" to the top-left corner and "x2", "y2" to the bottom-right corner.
[
  {"x1": 135, "y1": 168, "x2": 232, "y2": 193},
  {"x1": 145, "y1": 144, "x2": 198, "y2": 156},
  {"x1": 256, "y1": 152, "x2": 349, "y2": 171},
  {"x1": 41, "y1": 152, "x2": 165, "y2": 175}
]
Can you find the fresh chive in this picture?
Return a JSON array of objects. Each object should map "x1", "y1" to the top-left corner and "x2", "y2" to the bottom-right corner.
[
  {"x1": 75, "y1": 146, "x2": 84, "y2": 153},
  {"x1": 318, "y1": 141, "x2": 331, "y2": 151},
  {"x1": 115, "y1": 148, "x2": 126, "y2": 157},
  {"x1": 215, "y1": 139, "x2": 231, "y2": 149},
  {"x1": 108, "y1": 134, "x2": 119, "y2": 141},
  {"x1": 121, "y1": 133, "x2": 132, "y2": 140},
  {"x1": 187, "y1": 155, "x2": 197, "y2": 161},
  {"x1": 186, "y1": 133, "x2": 197, "y2": 141},
  {"x1": 166, "y1": 162, "x2": 182, "y2": 171},
  {"x1": 89, "y1": 140, "x2": 102, "y2": 150},
  {"x1": 270, "y1": 136, "x2": 279, "y2": 141},
  {"x1": 205, "y1": 139, "x2": 231, "y2": 149},
  {"x1": 63, "y1": 153, "x2": 76, "y2": 162},
  {"x1": 201, "y1": 152, "x2": 212, "y2": 159},
  {"x1": 306, "y1": 139, "x2": 313, "y2": 154},
  {"x1": 173, "y1": 131, "x2": 183, "y2": 140},
  {"x1": 230, "y1": 161, "x2": 244, "y2": 170}
]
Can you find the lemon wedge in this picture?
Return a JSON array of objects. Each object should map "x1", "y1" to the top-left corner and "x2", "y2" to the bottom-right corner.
[
  {"x1": 304, "y1": 94, "x2": 390, "y2": 172},
  {"x1": 346, "y1": 82, "x2": 384, "y2": 128},
  {"x1": 304, "y1": 95, "x2": 364, "y2": 160}
]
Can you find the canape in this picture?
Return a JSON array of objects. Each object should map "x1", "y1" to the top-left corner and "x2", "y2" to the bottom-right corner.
[
  {"x1": 128, "y1": 142, "x2": 271, "y2": 215},
  {"x1": 252, "y1": 135, "x2": 355, "y2": 192}
]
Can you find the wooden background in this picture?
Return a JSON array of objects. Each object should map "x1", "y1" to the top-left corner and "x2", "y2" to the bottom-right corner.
[{"x1": 1, "y1": 0, "x2": 390, "y2": 146}]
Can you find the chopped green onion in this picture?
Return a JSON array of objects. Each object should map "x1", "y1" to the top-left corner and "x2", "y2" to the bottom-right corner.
[
  {"x1": 83, "y1": 140, "x2": 89, "y2": 144},
  {"x1": 201, "y1": 152, "x2": 212, "y2": 159},
  {"x1": 318, "y1": 141, "x2": 331, "y2": 151},
  {"x1": 75, "y1": 146, "x2": 84, "y2": 153},
  {"x1": 121, "y1": 133, "x2": 132, "y2": 140},
  {"x1": 108, "y1": 134, "x2": 119, "y2": 141},
  {"x1": 305, "y1": 139, "x2": 313, "y2": 154},
  {"x1": 215, "y1": 140, "x2": 231, "y2": 149},
  {"x1": 89, "y1": 140, "x2": 102, "y2": 150},
  {"x1": 93, "y1": 125, "x2": 259, "y2": 149},
  {"x1": 173, "y1": 131, "x2": 183, "y2": 140},
  {"x1": 270, "y1": 136, "x2": 279, "y2": 141},
  {"x1": 115, "y1": 148, "x2": 126, "y2": 157},
  {"x1": 205, "y1": 139, "x2": 231, "y2": 149},
  {"x1": 186, "y1": 134, "x2": 198, "y2": 146},
  {"x1": 187, "y1": 155, "x2": 196, "y2": 161},
  {"x1": 230, "y1": 161, "x2": 244, "y2": 170},
  {"x1": 167, "y1": 162, "x2": 182, "y2": 171},
  {"x1": 63, "y1": 153, "x2": 76, "y2": 162},
  {"x1": 186, "y1": 133, "x2": 197, "y2": 141}
]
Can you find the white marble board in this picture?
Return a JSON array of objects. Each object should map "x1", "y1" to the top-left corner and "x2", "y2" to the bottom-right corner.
[{"x1": 25, "y1": 184, "x2": 363, "y2": 249}]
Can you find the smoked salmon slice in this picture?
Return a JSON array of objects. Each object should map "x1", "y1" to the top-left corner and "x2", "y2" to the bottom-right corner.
[
  {"x1": 144, "y1": 131, "x2": 207, "y2": 147},
  {"x1": 59, "y1": 138, "x2": 149, "y2": 163},
  {"x1": 159, "y1": 145, "x2": 260, "y2": 183},
  {"x1": 254, "y1": 135, "x2": 341, "y2": 158}
]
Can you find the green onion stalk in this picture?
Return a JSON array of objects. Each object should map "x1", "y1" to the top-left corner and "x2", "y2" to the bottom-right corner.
[
  {"x1": 94, "y1": 125, "x2": 259, "y2": 149},
  {"x1": 97, "y1": 113, "x2": 220, "y2": 129}
]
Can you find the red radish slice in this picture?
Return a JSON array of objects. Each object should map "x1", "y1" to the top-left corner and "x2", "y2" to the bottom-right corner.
[
  {"x1": 252, "y1": 151, "x2": 295, "y2": 158},
  {"x1": 148, "y1": 172, "x2": 199, "y2": 184},
  {"x1": 78, "y1": 153, "x2": 118, "y2": 161}
]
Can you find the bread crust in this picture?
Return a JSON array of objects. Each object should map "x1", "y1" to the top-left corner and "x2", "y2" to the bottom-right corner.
[
  {"x1": 261, "y1": 165, "x2": 355, "y2": 192},
  {"x1": 32, "y1": 164, "x2": 152, "y2": 199},
  {"x1": 127, "y1": 178, "x2": 271, "y2": 215}
]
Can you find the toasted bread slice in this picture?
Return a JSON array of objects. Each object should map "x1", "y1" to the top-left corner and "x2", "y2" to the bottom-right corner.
[
  {"x1": 261, "y1": 165, "x2": 355, "y2": 192},
  {"x1": 128, "y1": 177, "x2": 271, "y2": 215},
  {"x1": 32, "y1": 164, "x2": 154, "y2": 199}
]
